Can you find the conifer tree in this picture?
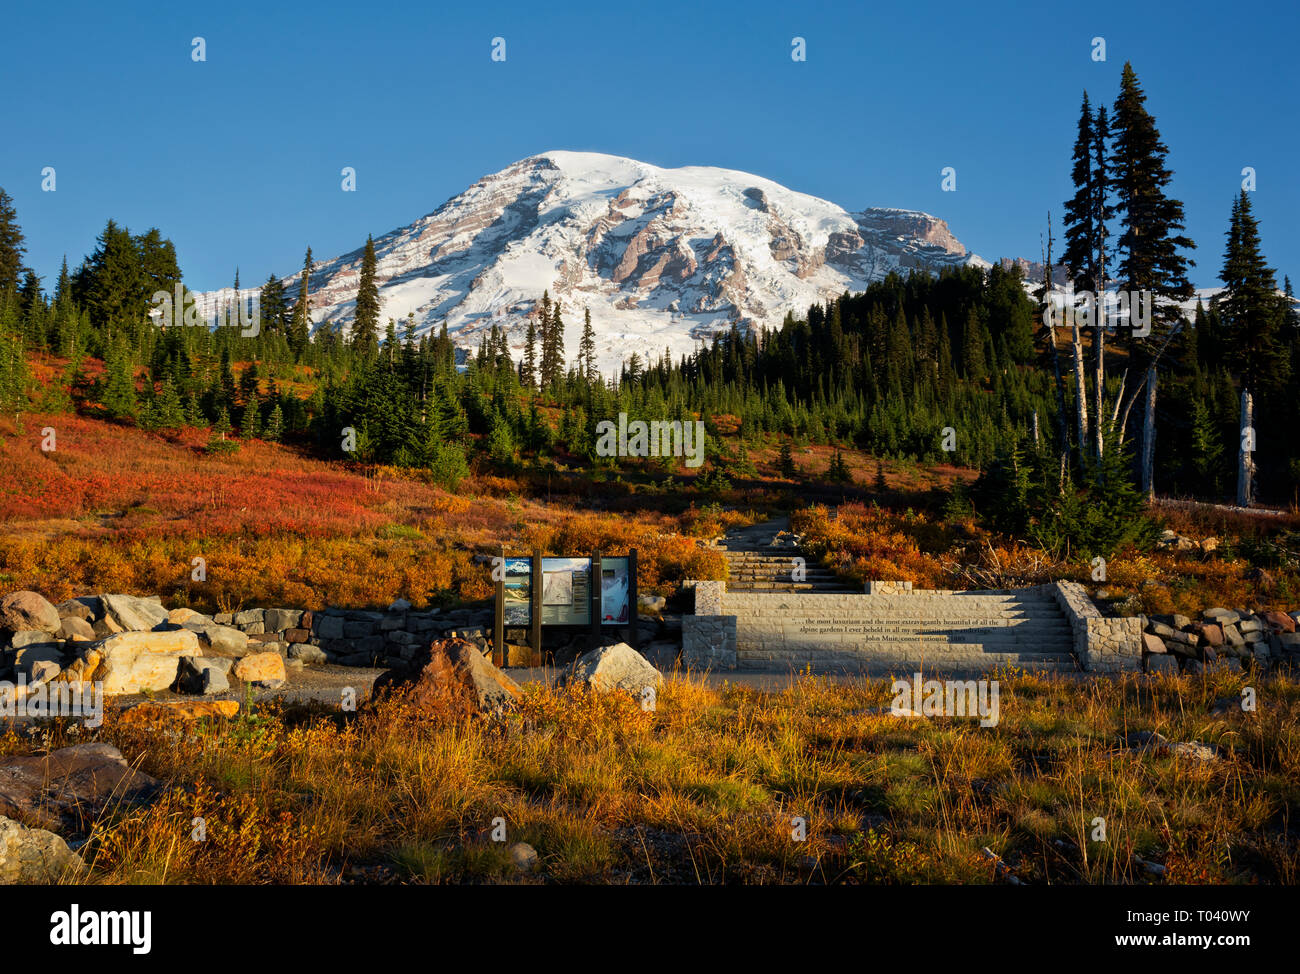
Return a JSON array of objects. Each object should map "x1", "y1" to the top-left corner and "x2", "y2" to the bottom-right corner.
[
  {"x1": 579, "y1": 307, "x2": 597, "y2": 381},
  {"x1": 1110, "y1": 63, "x2": 1195, "y2": 314},
  {"x1": 290, "y1": 246, "x2": 313, "y2": 354},
  {"x1": 353, "y1": 235, "x2": 381, "y2": 355},
  {"x1": 522, "y1": 315, "x2": 537, "y2": 388},
  {"x1": 152, "y1": 377, "x2": 185, "y2": 429},
  {"x1": 264, "y1": 402, "x2": 284, "y2": 442},
  {"x1": 98, "y1": 342, "x2": 138, "y2": 420},
  {"x1": 1220, "y1": 190, "x2": 1284, "y2": 398},
  {"x1": 1061, "y1": 93, "x2": 1099, "y2": 293},
  {"x1": 0, "y1": 188, "x2": 26, "y2": 295}
]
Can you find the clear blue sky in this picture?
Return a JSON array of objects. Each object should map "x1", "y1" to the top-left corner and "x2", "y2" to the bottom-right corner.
[{"x1": 3, "y1": 0, "x2": 1296, "y2": 293}]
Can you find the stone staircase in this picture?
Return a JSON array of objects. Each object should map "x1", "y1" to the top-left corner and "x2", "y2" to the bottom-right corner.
[
  {"x1": 722, "y1": 588, "x2": 1078, "y2": 672},
  {"x1": 722, "y1": 549, "x2": 858, "y2": 593}
]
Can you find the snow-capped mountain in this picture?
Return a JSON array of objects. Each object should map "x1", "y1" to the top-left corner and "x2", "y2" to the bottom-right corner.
[{"x1": 201, "y1": 151, "x2": 988, "y2": 374}]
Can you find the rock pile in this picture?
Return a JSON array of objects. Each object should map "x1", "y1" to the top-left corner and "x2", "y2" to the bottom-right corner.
[
  {"x1": 2, "y1": 587, "x2": 682, "y2": 697},
  {"x1": 0, "y1": 591, "x2": 297, "y2": 697},
  {"x1": 1139, "y1": 606, "x2": 1300, "y2": 674}
]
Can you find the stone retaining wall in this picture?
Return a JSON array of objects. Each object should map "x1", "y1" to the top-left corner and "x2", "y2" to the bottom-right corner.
[
  {"x1": 213, "y1": 604, "x2": 493, "y2": 669},
  {"x1": 1044, "y1": 581, "x2": 1142, "y2": 672}
]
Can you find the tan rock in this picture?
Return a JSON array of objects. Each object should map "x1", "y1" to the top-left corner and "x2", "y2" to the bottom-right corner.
[
  {"x1": 53, "y1": 650, "x2": 102, "y2": 688},
  {"x1": 84, "y1": 630, "x2": 201, "y2": 695},
  {"x1": 120, "y1": 700, "x2": 239, "y2": 728},
  {"x1": 100, "y1": 594, "x2": 169, "y2": 632},
  {"x1": 168, "y1": 607, "x2": 203, "y2": 624},
  {"x1": 0, "y1": 815, "x2": 85, "y2": 884},
  {"x1": 1141, "y1": 633, "x2": 1168, "y2": 654},
  {"x1": 58, "y1": 616, "x2": 95, "y2": 641},
  {"x1": 232, "y1": 651, "x2": 286, "y2": 684},
  {"x1": 0, "y1": 591, "x2": 60, "y2": 635}
]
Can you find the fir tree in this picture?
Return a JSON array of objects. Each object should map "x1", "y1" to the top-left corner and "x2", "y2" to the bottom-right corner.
[
  {"x1": 0, "y1": 187, "x2": 26, "y2": 294},
  {"x1": 579, "y1": 307, "x2": 597, "y2": 381},
  {"x1": 264, "y1": 402, "x2": 285, "y2": 442},
  {"x1": 1110, "y1": 63, "x2": 1195, "y2": 314},
  {"x1": 290, "y1": 245, "x2": 313, "y2": 354},
  {"x1": 1061, "y1": 92, "x2": 1100, "y2": 292},
  {"x1": 152, "y1": 377, "x2": 185, "y2": 429},
  {"x1": 778, "y1": 441, "x2": 797, "y2": 478},
  {"x1": 353, "y1": 234, "x2": 380, "y2": 355},
  {"x1": 1220, "y1": 190, "x2": 1284, "y2": 397},
  {"x1": 98, "y1": 342, "x2": 138, "y2": 420},
  {"x1": 522, "y1": 315, "x2": 537, "y2": 387}
]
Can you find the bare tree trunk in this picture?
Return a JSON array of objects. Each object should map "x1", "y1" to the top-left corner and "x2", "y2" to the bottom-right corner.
[
  {"x1": 1032, "y1": 410, "x2": 1040, "y2": 447},
  {"x1": 1237, "y1": 390, "x2": 1255, "y2": 507},
  {"x1": 1071, "y1": 317, "x2": 1089, "y2": 456},
  {"x1": 1140, "y1": 365, "x2": 1157, "y2": 500},
  {"x1": 1094, "y1": 307, "x2": 1105, "y2": 464},
  {"x1": 1117, "y1": 320, "x2": 1183, "y2": 446},
  {"x1": 1041, "y1": 218, "x2": 1069, "y2": 461}
]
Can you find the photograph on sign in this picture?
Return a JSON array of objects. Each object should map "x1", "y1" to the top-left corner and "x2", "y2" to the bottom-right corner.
[
  {"x1": 600, "y1": 557, "x2": 630, "y2": 625},
  {"x1": 502, "y1": 557, "x2": 532, "y2": 626},
  {"x1": 541, "y1": 557, "x2": 591, "y2": 626}
]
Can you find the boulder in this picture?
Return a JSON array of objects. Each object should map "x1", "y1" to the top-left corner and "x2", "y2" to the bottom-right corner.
[
  {"x1": 176, "y1": 657, "x2": 232, "y2": 695},
  {"x1": 314, "y1": 616, "x2": 345, "y2": 640},
  {"x1": 1204, "y1": 607, "x2": 1240, "y2": 626},
  {"x1": 388, "y1": 598, "x2": 412, "y2": 612},
  {"x1": 13, "y1": 644, "x2": 66, "y2": 679},
  {"x1": 10, "y1": 630, "x2": 56, "y2": 649},
  {"x1": 638, "y1": 594, "x2": 667, "y2": 618},
  {"x1": 0, "y1": 592, "x2": 60, "y2": 635},
  {"x1": 0, "y1": 816, "x2": 84, "y2": 884},
  {"x1": 371, "y1": 637, "x2": 522, "y2": 715},
  {"x1": 232, "y1": 652, "x2": 286, "y2": 685},
  {"x1": 264, "y1": 608, "x2": 302, "y2": 632},
  {"x1": 56, "y1": 599, "x2": 96, "y2": 623},
  {"x1": 182, "y1": 622, "x2": 249, "y2": 657},
  {"x1": 28, "y1": 660, "x2": 63, "y2": 686},
  {"x1": 82, "y1": 630, "x2": 201, "y2": 695},
  {"x1": 1169, "y1": 741, "x2": 1220, "y2": 762},
  {"x1": 233, "y1": 609, "x2": 264, "y2": 628},
  {"x1": 0, "y1": 743, "x2": 163, "y2": 831},
  {"x1": 91, "y1": 615, "x2": 124, "y2": 638},
  {"x1": 58, "y1": 617, "x2": 95, "y2": 642},
  {"x1": 120, "y1": 700, "x2": 239, "y2": 728},
  {"x1": 1194, "y1": 622, "x2": 1224, "y2": 647},
  {"x1": 287, "y1": 643, "x2": 327, "y2": 665},
  {"x1": 1262, "y1": 611, "x2": 1296, "y2": 633},
  {"x1": 1144, "y1": 654, "x2": 1179, "y2": 675},
  {"x1": 510, "y1": 842, "x2": 539, "y2": 873},
  {"x1": 1147, "y1": 621, "x2": 1179, "y2": 640},
  {"x1": 100, "y1": 593, "x2": 170, "y2": 633},
  {"x1": 167, "y1": 607, "x2": 209, "y2": 626},
  {"x1": 559, "y1": 642, "x2": 663, "y2": 696},
  {"x1": 1140, "y1": 633, "x2": 1167, "y2": 655}
]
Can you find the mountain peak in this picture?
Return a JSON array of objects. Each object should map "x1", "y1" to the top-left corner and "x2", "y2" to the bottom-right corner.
[{"x1": 204, "y1": 153, "x2": 983, "y2": 373}]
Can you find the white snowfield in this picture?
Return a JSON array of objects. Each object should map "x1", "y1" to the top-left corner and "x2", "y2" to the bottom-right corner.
[{"x1": 196, "y1": 151, "x2": 987, "y2": 375}]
